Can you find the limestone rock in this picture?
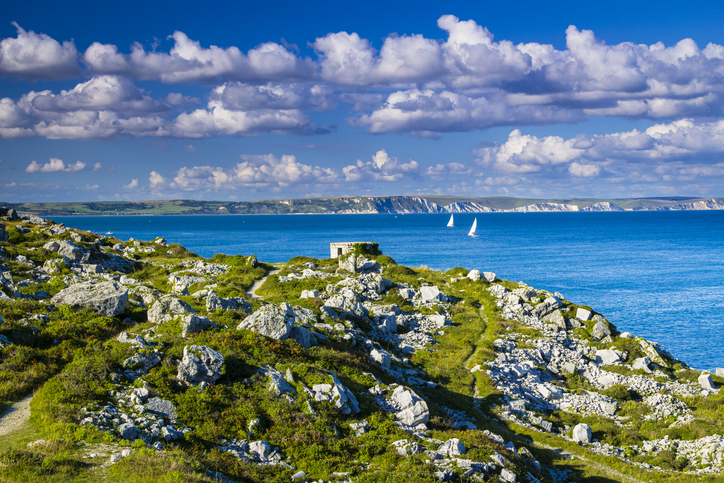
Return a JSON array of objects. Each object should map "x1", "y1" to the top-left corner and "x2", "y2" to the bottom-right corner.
[
  {"x1": 311, "y1": 373, "x2": 360, "y2": 415},
  {"x1": 419, "y1": 286, "x2": 444, "y2": 303},
  {"x1": 500, "y1": 468, "x2": 517, "y2": 483},
  {"x1": 482, "y1": 272, "x2": 496, "y2": 282},
  {"x1": 56, "y1": 240, "x2": 89, "y2": 264},
  {"x1": 289, "y1": 326, "x2": 316, "y2": 348},
  {"x1": 576, "y1": 307, "x2": 592, "y2": 321},
  {"x1": 147, "y1": 295, "x2": 195, "y2": 324},
  {"x1": 122, "y1": 352, "x2": 161, "y2": 379},
  {"x1": 438, "y1": 438, "x2": 466, "y2": 457},
  {"x1": 237, "y1": 302, "x2": 295, "y2": 340},
  {"x1": 177, "y1": 345, "x2": 224, "y2": 386},
  {"x1": 466, "y1": 270, "x2": 480, "y2": 282},
  {"x1": 572, "y1": 423, "x2": 592, "y2": 443},
  {"x1": 259, "y1": 366, "x2": 297, "y2": 397},
  {"x1": 591, "y1": 319, "x2": 612, "y2": 340},
  {"x1": 632, "y1": 357, "x2": 652, "y2": 373},
  {"x1": 388, "y1": 386, "x2": 429, "y2": 427},
  {"x1": 370, "y1": 348, "x2": 391, "y2": 369},
  {"x1": 206, "y1": 290, "x2": 251, "y2": 314},
  {"x1": 543, "y1": 309, "x2": 567, "y2": 330},
  {"x1": 51, "y1": 281, "x2": 128, "y2": 317},
  {"x1": 300, "y1": 289, "x2": 319, "y2": 299},
  {"x1": 145, "y1": 397, "x2": 177, "y2": 419},
  {"x1": 181, "y1": 314, "x2": 218, "y2": 337},
  {"x1": 595, "y1": 349, "x2": 622, "y2": 365},
  {"x1": 117, "y1": 332, "x2": 148, "y2": 347},
  {"x1": 118, "y1": 422, "x2": 140, "y2": 440}
]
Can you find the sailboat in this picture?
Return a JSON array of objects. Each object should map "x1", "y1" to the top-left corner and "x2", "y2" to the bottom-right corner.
[
  {"x1": 447, "y1": 214, "x2": 454, "y2": 227},
  {"x1": 467, "y1": 218, "x2": 477, "y2": 237}
]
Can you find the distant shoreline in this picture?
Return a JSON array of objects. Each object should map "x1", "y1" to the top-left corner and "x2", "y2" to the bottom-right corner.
[{"x1": 3, "y1": 195, "x2": 724, "y2": 217}]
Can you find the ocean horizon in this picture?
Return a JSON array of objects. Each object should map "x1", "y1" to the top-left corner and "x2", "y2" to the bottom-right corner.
[{"x1": 54, "y1": 210, "x2": 724, "y2": 371}]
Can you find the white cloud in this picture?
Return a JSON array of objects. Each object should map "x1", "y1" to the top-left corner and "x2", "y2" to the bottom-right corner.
[
  {"x1": 149, "y1": 154, "x2": 339, "y2": 194},
  {"x1": 354, "y1": 89, "x2": 578, "y2": 134},
  {"x1": 123, "y1": 179, "x2": 139, "y2": 189},
  {"x1": 182, "y1": 144, "x2": 197, "y2": 153},
  {"x1": 84, "y1": 32, "x2": 314, "y2": 83},
  {"x1": 92, "y1": 162, "x2": 103, "y2": 171},
  {"x1": 474, "y1": 118, "x2": 724, "y2": 188},
  {"x1": 342, "y1": 149, "x2": 419, "y2": 182},
  {"x1": 0, "y1": 23, "x2": 79, "y2": 79},
  {"x1": 25, "y1": 158, "x2": 86, "y2": 173}
]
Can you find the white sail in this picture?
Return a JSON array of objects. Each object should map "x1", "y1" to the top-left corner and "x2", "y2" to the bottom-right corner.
[
  {"x1": 447, "y1": 214, "x2": 454, "y2": 227},
  {"x1": 467, "y1": 218, "x2": 477, "y2": 237}
]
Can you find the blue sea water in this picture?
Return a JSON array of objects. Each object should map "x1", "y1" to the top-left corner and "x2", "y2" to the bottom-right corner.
[{"x1": 54, "y1": 211, "x2": 724, "y2": 370}]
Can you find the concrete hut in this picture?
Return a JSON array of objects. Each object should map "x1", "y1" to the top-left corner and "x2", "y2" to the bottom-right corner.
[{"x1": 329, "y1": 242, "x2": 379, "y2": 259}]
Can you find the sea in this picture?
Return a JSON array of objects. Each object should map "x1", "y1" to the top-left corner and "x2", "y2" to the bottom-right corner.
[{"x1": 54, "y1": 211, "x2": 724, "y2": 371}]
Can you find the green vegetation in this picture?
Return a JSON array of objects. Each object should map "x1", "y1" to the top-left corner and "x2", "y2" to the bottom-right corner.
[{"x1": 2, "y1": 214, "x2": 724, "y2": 482}]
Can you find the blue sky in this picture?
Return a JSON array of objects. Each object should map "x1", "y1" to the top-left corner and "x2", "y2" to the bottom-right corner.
[{"x1": 2, "y1": 0, "x2": 724, "y2": 202}]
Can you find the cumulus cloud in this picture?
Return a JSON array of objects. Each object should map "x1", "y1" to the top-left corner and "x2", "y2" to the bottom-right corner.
[
  {"x1": 476, "y1": 119, "x2": 724, "y2": 187},
  {"x1": 0, "y1": 23, "x2": 79, "y2": 79},
  {"x1": 92, "y1": 162, "x2": 103, "y2": 171},
  {"x1": 149, "y1": 154, "x2": 339, "y2": 193},
  {"x1": 354, "y1": 89, "x2": 579, "y2": 134},
  {"x1": 84, "y1": 32, "x2": 314, "y2": 83},
  {"x1": 123, "y1": 179, "x2": 139, "y2": 189},
  {"x1": 342, "y1": 149, "x2": 419, "y2": 182},
  {"x1": 25, "y1": 158, "x2": 85, "y2": 173}
]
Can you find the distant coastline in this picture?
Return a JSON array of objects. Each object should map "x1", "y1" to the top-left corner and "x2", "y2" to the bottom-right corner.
[{"x1": 2, "y1": 195, "x2": 723, "y2": 217}]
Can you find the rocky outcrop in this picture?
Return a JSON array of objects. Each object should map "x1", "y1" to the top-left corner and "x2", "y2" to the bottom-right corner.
[
  {"x1": 206, "y1": 290, "x2": 252, "y2": 313},
  {"x1": 237, "y1": 302, "x2": 295, "y2": 340},
  {"x1": 51, "y1": 281, "x2": 128, "y2": 316},
  {"x1": 177, "y1": 345, "x2": 224, "y2": 386},
  {"x1": 148, "y1": 295, "x2": 195, "y2": 324}
]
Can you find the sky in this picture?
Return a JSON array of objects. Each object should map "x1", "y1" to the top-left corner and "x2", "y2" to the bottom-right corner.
[{"x1": 2, "y1": 0, "x2": 724, "y2": 202}]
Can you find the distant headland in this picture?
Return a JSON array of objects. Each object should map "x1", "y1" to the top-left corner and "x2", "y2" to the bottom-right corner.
[{"x1": 2, "y1": 195, "x2": 723, "y2": 216}]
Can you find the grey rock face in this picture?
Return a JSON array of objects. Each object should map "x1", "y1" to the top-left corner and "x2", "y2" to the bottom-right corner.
[
  {"x1": 482, "y1": 271, "x2": 497, "y2": 282},
  {"x1": 438, "y1": 438, "x2": 466, "y2": 457},
  {"x1": 370, "y1": 348, "x2": 391, "y2": 369},
  {"x1": 177, "y1": 345, "x2": 224, "y2": 386},
  {"x1": 311, "y1": 373, "x2": 360, "y2": 415},
  {"x1": 289, "y1": 326, "x2": 316, "y2": 348},
  {"x1": 324, "y1": 290, "x2": 367, "y2": 319},
  {"x1": 118, "y1": 422, "x2": 140, "y2": 440},
  {"x1": 633, "y1": 357, "x2": 653, "y2": 373},
  {"x1": 572, "y1": 423, "x2": 592, "y2": 443},
  {"x1": 532, "y1": 296, "x2": 561, "y2": 319},
  {"x1": 419, "y1": 286, "x2": 444, "y2": 303},
  {"x1": 117, "y1": 332, "x2": 148, "y2": 347},
  {"x1": 466, "y1": 269, "x2": 480, "y2": 282},
  {"x1": 206, "y1": 290, "x2": 251, "y2": 313},
  {"x1": 56, "y1": 240, "x2": 89, "y2": 264},
  {"x1": 300, "y1": 289, "x2": 318, "y2": 299},
  {"x1": 145, "y1": 397, "x2": 177, "y2": 419},
  {"x1": 591, "y1": 319, "x2": 612, "y2": 340},
  {"x1": 180, "y1": 314, "x2": 218, "y2": 337},
  {"x1": 259, "y1": 366, "x2": 297, "y2": 396},
  {"x1": 122, "y1": 352, "x2": 161, "y2": 379},
  {"x1": 237, "y1": 303, "x2": 295, "y2": 340},
  {"x1": 595, "y1": 349, "x2": 622, "y2": 365},
  {"x1": 543, "y1": 309, "x2": 567, "y2": 329},
  {"x1": 576, "y1": 307, "x2": 592, "y2": 321},
  {"x1": 387, "y1": 386, "x2": 429, "y2": 427},
  {"x1": 51, "y1": 281, "x2": 128, "y2": 317},
  {"x1": 147, "y1": 295, "x2": 194, "y2": 324},
  {"x1": 0, "y1": 229, "x2": 8, "y2": 242}
]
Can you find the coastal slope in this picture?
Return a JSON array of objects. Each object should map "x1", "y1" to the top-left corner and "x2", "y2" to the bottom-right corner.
[{"x1": 1, "y1": 208, "x2": 724, "y2": 482}]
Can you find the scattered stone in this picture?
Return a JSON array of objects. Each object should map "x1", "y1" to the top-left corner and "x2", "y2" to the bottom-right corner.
[
  {"x1": 438, "y1": 438, "x2": 466, "y2": 457},
  {"x1": 387, "y1": 386, "x2": 429, "y2": 428},
  {"x1": 148, "y1": 295, "x2": 195, "y2": 324},
  {"x1": 482, "y1": 272, "x2": 496, "y2": 282},
  {"x1": 237, "y1": 303, "x2": 295, "y2": 340},
  {"x1": 51, "y1": 281, "x2": 128, "y2": 317},
  {"x1": 177, "y1": 345, "x2": 224, "y2": 386},
  {"x1": 575, "y1": 307, "x2": 592, "y2": 321},
  {"x1": 572, "y1": 423, "x2": 592, "y2": 444},
  {"x1": 467, "y1": 270, "x2": 480, "y2": 282},
  {"x1": 206, "y1": 290, "x2": 251, "y2": 313},
  {"x1": 181, "y1": 314, "x2": 218, "y2": 337}
]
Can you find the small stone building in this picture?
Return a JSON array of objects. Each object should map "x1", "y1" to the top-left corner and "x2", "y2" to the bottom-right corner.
[{"x1": 330, "y1": 242, "x2": 379, "y2": 259}]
